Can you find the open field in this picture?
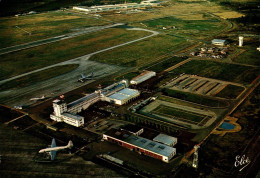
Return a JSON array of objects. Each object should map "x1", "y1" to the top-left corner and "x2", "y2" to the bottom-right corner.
[
  {"x1": 232, "y1": 44, "x2": 260, "y2": 66},
  {"x1": 0, "y1": 11, "x2": 110, "y2": 48},
  {"x1": 143, "y1": 16, "x2": 225, "y2": 38},
  {"x1": 0, "y1": 28, "x2": 149, "y2": 80},
  {"x1": 140, "y1": 56, "x2": 185, "y2": 72},
  {"x1": 198, "y1": 86, "x2": 260, "y2": 176},
  {"x1": 215, "y1": 84, "x2": 245, "y2": 99},
  {"x1": 161, "y1": 89, "x2": 229, "y2": 108},
  {"x1": 89, "y1": 34, "x2": 188, "y2": 67},
  {"x1": 0, "y1": 64, "x2": 79, "y2": 92},
  {"x1": 168, "y1": 60, "x2": 260, "y2": 85}
]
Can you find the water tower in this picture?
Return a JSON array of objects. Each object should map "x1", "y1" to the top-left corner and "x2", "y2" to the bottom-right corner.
[{"x1": 239, "y1": 36, "x2": 243, "y2": 47}]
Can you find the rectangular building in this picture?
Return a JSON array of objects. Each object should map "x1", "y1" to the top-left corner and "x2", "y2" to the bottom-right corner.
[
  {"x1": 212, "y1": 39, "x2": 227, "y2": 46},
  {"x1": 153, "y1": 133, "x2": 177, "y2": 147},
  {"x1": 130, "y1": 71, "x2": 156, "y2": 85},
  {"x1": 103, "y1": 128, "x2": 176, "y2": 163},
  {"x1": 105, "y1": 88, "x2": 140, "y2": 105}
]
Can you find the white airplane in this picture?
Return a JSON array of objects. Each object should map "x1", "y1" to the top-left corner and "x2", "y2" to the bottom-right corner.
[
  {"x1": 30, "y1": 95, "x2": 45, "y2": 101},
  {"x1": 78, "y1": 72, "x2": 94, "y2": 82},
  {"x1": 39, "y1": 138, "x2": 73, "y2": 160}
]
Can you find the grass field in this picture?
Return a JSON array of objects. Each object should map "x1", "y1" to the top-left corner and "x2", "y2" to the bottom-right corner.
[
  {"x1": 143, "y1": 16, "x2": 225, "y2": 38},
  {"x1": 161, "y1": 88, "x2": 229, "y2": 107},
  {"x1": 0, "y1": 11, "x2": 110, "y2": 48},
  {"x1": 140, "y1": 56, "x2": 185, "y2": 72},
  {"x1": 89, "y1": 34, "x2": 188, "y2": 67},
  {"x1": 215, "y1": 84, "x2": 245, "y2": 99},
  {"x1": 0, "y1": 64, "x2": 79, "y2": 92},
  {"x1": 233, "y1": 45, "x2": 260, "y2": 66},
  {"x1": 0, "y1": 28, "x2": 149, "y2": 80},
  {"x1": 169, "y1": 60, "x2": 260, "y2": 85},
  {"x1": 153, "y1": 105, "x2": 206, "y2": 123}
]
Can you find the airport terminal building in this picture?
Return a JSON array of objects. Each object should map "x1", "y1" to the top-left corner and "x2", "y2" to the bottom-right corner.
[
  {"x1": 50, "y1": 80, "x2": 140, "y2": 127},
  {"x1": 103, "y1": 128, "x2": 176, "y2": 163}
]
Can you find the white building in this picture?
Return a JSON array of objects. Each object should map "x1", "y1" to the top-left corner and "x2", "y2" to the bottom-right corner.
[
  {"x1": 130, "y1": 71, "x2": 156, "y2": 85},
  {"x1": 212, "y1": 39, "x2": 227, "y2": 46},
  {"x1": 103, "y1": 128, "x2": 176, "y2": 163},
  {"x1": 153, "y1": 133, "x2": 177, "y2": 147},
  {"x1": 50, "y1": 80, "x2": 137, "y2": 127},
  {"x1": 73, "y1": 2, "x2": 160, "y2": 13},
  {"x1": 105, "y1": 88, "x2": 140, "y2": 105}
]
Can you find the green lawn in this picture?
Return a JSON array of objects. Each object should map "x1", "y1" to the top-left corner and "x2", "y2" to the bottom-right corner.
[
  {"x1": 215, "y1": 84, "x2": 245, "y2": 99},
  {"x1": 169, "y1": 60, "x2": 260, "y2": 85},
  {"x1": 161, "y1": 88, "x2": 229, "y2": 107},
  {"x1": 140, "y1": 56, "x2": 185, "y2": 72},
  {"x1": 89, "y1": 34, "x2": 187, "y2": 67},
  {"x1": 0, "y1": 64, "x2": 79, "y2": 92},
  {"x1": 233, "y1": 45, "x2": 260, "y2": 66},
  {"x1": 143, "y1": 16, "x2": 225, "y2": 38}
]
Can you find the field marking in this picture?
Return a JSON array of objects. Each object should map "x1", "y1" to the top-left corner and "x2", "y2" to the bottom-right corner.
[{"x1": 4, "y1": 114, "x2": 26, "y2": 125}]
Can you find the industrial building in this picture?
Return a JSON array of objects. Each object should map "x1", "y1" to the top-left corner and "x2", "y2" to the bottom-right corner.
[
  {"x1": 103, "y1": 128, "x2": 176, "y2": 163},
  {"x1": 130, "y1": 71, "x2": 156, "y2": 85},
  {"x1": 211, "y1": 39, "x2": 227, "y2": 46},
  {"x1": 105, "y1": 88, "x2": 140, "y2": 105},
  {"x1": 73, "y1": 1, "x2": 160, "y2": 13},
  {"x1": 153, "y1": 133, "x2": 177, "y2": 147},
  {"x1": 120, "y1": 124, "x2": 144, "y2": 136},
  {"x1": 50, "y1": 80, "x2": 139, "y2": 127}
]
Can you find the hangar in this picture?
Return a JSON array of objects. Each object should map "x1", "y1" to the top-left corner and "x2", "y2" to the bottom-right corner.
[{"x1": 106, "y1": 88, "x2": 140, "y2": 105}]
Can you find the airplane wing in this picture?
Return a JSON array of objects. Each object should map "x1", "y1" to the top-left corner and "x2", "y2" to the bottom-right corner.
[
  {"x1": 51, "y1": 138, "x2": 56, "y2": 148},
  {"x1": 50, "y1": 150, "x2": 56, "y2": 161},
  {"x1": 81, "y1": 74, "x2": 86, "y2": 78}
]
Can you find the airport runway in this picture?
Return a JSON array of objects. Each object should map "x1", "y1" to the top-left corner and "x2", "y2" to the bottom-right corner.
[
  {"x1": 0, "y1": 28, "x2": 159, "y2": 106},
  {"x1": 0, "y1": 28, "x2": 158, "y2": 85},
  {"x1": 0, "y1": 23, "x2": 124, "y2": 56}
]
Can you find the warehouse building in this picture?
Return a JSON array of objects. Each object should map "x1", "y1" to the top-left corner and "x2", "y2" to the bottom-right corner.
[
  {"x1": 103, "y1": 128, "x2": 176, "y2": 163},
  {"x1": 153, "y1": 133, "x2": 177, "y2": 147},
  {"x1": 130, "y1": 71, "x2": 156, "y2": 85},
  {"x1": 212, "y1": 39, "x2": 227, "y2": 46},
  {"x1": 105, "y1": 88, "x2": 140, "y2": 105}
]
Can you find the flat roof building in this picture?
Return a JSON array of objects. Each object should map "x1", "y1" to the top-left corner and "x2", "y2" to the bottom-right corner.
[
  {"x1": 153, "y1": 133, "x2": 177, "y2": 147},
  {"x1": 212, "y1": 39, "x2": 227, "y2": 46},
  {"x1": 120, "y1": 124, "x2": 144, "y2": 136},
  {"x1": 103, "y1": 128, "x2": 176, "y2": 163},
  {"x1": 130, "y1": 71, "x2": 156, "y2": 85},
  {"x1": 106, "y1": 88, "x2": 140, "y2": 105}
]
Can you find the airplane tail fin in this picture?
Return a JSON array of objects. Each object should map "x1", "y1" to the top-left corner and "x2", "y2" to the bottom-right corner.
[{"x1": 67, "y1": 140, "x2": 73, "y2": 148}]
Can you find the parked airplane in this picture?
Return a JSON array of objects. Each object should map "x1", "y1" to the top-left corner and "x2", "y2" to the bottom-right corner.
[
  {"x1": 30, "y1": 95, "x2": 45, "y2": 101},
  {"x1": 78, "y1": 72, "x2": 94, "y2": 82},
  {"x1": 39, "y1": 138, "x2": 73, "y2": 160}
]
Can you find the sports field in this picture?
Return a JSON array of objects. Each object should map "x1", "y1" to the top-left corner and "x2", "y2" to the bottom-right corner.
[{"x1": 153, "y1": 105, "x2": 208, "y2": 124}]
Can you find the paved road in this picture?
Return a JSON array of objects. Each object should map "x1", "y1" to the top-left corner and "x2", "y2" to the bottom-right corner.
[
  {"x1": 0, "y1": 28, "x2": 159, "y2": 85},
  {"x1": 0, "y1": 23, "x2": 124, "y2": 56}
]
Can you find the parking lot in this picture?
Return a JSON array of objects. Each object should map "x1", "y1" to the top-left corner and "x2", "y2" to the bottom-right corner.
[{"x1": 162, "y1": 74, "x2": 243, "y2": 97}]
